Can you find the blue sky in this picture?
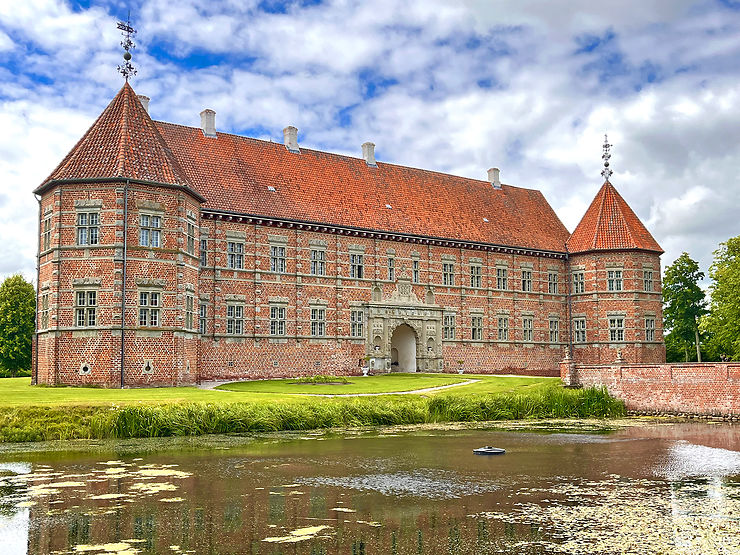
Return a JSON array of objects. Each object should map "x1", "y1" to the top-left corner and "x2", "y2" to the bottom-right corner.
[{"x1": 1, "y1": 0, "x2": 740, "y2": 282}]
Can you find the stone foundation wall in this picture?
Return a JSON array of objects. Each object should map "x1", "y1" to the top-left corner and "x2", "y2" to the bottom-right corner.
[{"x1": 561, "y1": 361, "x2": 740, "y2": 415}]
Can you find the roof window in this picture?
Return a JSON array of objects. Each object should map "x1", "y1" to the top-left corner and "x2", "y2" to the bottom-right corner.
[
  {"x1": 385, "y1": 204, "x2": 392, "y2": 209},
  {"x1": 267, "y1": 186, "x2": 276, "y2": 192},
  {"x1": 483, "y1": 217, "x2": 489, "y2": 222}
]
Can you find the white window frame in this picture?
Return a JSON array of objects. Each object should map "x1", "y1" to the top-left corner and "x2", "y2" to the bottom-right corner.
[
  {"x1": 75, "y1": 290, "x2": 97, "y2": 327},
  {"x1": 521, "y1": 270, "x2": 532, "y2": 292},
  {"x1": 573, "y1": 318, "x2": 586, "y2": 343},
  {"x1": 199, "y1": 303, "x2": 207, "y2": 335},
  {"x1": 470, "y1": 264, "x2": 482, "y2": 288},
  {"x1": 609, "y1": 317, "x2": 625, "y2": 342},
  {"x1": 442, "y1": 262, "x2": 454, "y2": 286},
  {"x1": 412, "y1": 259, "x2": 420, "y2": 283},
  {"x1": 226, "y1": 304, "x2": 244, "y2": 335},
  {"x1": 42, "y1": 216, "x2": 52, "y2": 252},
  {"x1": 227, "y1": 242, "x2": 244, "y2": 270},
  {"x1": 388, "y1": 257, "x2": 395, "y2": 281},
  {"x1": 310, "y1": 249, "x2": 326, "y2": 276},
  {"x1": 471, "y1": 315, "x2": 483, "y2": 340},
  {"x1": 497, "y1": 316, "x2": 509, "y2": 341},
  {"x1": 139, "y1": 291, "x2": 161, "y2": 327},
  {"x1": 269, "y1": 305, "x2": 286, "y2": 336},
  {"x1": 350, "y1": 253, "x2": 364, "y2": 279},
  {"x1": 77, "y1": 212, "x2": 100, "y2": 246},
  {"x1": 548, "y1": 272, "x2": 558, "y2": 294},
  {"x1": 549, "y1": 319, "x2": 559, "y2": 343},
  {"x1": 645, "y1": 317, "x2": 655, "y2": 341},
  {"x1": 139, "y1": 214, "x2": 161, "y2": 248},
  {"x1": 522, "y1": 316, "x2": 533, "y2": 342},
  {"x1": 270, "y1": 245, "x2": 286, "y2": 273},
  {"x1": 607, "y1": 270, "x2": 623, "y2": 292},
  {"x1": 443, "y1": 314, "x2": 456, "y2": 340},
  {"x1": 350, "y1": 309, "x2": 364, "y2": 337},
  {"x1": 572, "y1": 271, "x2": 585, "y2": 294},
  {"x1": 199, "y1": 238, "x2": 208, "y2": 266},
  {"x1": 310, "y1": 307, "x2": 326, "y2": 337},
  {"x1": 496, "y1": 267, "x2": 508, "y2": 290},
  {"x1": 643, "y1": 270, "x2": 654, "y2": 292},
  {"x1": 186, "y1": 222, "x2": 196, "y2": 255},
  {"x1": 185, "y1": 295, "x2": 194, "y2": 330}
]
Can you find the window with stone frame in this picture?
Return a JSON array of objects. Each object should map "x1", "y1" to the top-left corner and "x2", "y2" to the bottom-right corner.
[
  {"x1": 186, "y1": 222, "x2": 196, "y2": 255},
  {"x1": 40, "y1": 293, "x2": 49, "y2": 330},
  {"x1": 643, "y1": 270, "x2": 654, "y2": 292},
  {"x1": 139, "y1": 214, "x2": 161, "y2": 248},
  {"x1": 607, "y1": 269, "x2": 623, "y2": 291},
  {"x1": 572, "y1": 271, "x2": 585, "y2": 294},
  {"x1": 199, "y1": 303, "x2": 207, "y2": 335},
  {"x1": 497, "y1": 316, "x2": 509, "y2": 341},
  {"x1": 609, "y1": 317, "x2": 625, "y2": 342},
  {"x1": 496, "y1": 267, "x2": 508, "y2": 290},
  {"x1": 75, "y1": 290, "x2": 97, "y2": 327},
  {"x1": 471, "y1": 315, "x2": 483, "y2": 340},
  {"x1": 521, "y1": 270, "x2": 532, "y2": 292},
  {"x1": 443, "y1": 314, "x2": 456, "y2": 340},
  {"x1": 350, "y1": 309, "x2": 364, "y2": 337},
  {"x1": 310, "y1": 249, "x2": 326, "y2": 276},
  {"x1": 77, "y1": 212, "x2": 99, "y2": 246},
  {"x1": 42, "y1": 215, "x2": 52, "y2": 252},
  {"x1": 549, "y1": 319, "x2": 559, "y2": 343},
  {"x1": 185, "y1": 295, "x2": 194, "y2": 330},
  {"x1": 200, "y1": 238, "x2": 207, "y2": 266},
  {"x1": 412, "y1": 259, "x2": 420, "y2": 283},
  {"x1": 548, "y1": 272, "x2": 558, "y2": 294},
  {"x1": 139, "y1": 291, "x2": 160, "y2": 327},
  {"x1": 269, "y1": 305, "x2": 286, "y2": 336},
  {"x1": 442, "y1": 262, "x2": 454, "y2": 286},
  {"x1": 310, "y1": 307, "x2": 326, "y2": 337},
  {"x1": 226, "y1": 304, "x2": 244, "y2": 335},
  {"x1": 645, "y1": 317, "x2": 656, "y2": 341},
  {"x1": 522, "y1": 316, "x2": 534, "y2": 342},
  {"x1": 227, "y1": 242, "x2": 244, "y2": 269},
  {"x1": 270, "y1": 245, "x2": 286, "y2": 273},
  {"x1": 388, "y1": 257, "x2": 395, "y2": 281},
  {"x1": 350, "y1": 253, "x2": 364, "y2": 279},
  {"x1": 470, "y1": 264, "x2": 482, "y2": 288},
  {"x1": 573, "y1": 318, "x2": 586, "y2": 343}
]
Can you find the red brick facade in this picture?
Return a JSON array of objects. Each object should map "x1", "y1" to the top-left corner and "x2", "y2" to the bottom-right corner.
[
  {"x1": 31, "y1": 84, "x2": 666, "y2": 387},
  {"x1": 561, "y1": 361, "x2": 740, "y2": 416}
]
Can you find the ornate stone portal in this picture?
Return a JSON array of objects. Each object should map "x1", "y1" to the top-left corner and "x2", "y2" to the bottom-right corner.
[{"x1": 365, "y1": 277, "x2": 444, "y2": 372}]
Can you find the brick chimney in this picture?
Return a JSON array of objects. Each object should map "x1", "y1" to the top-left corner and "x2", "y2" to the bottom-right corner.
[
  {"x1": 283, "y1": 126, "x2": 299, "y2": 153},
  {"x1": 362, "y1": 142, "x2": 377, "y2": 167},
  {"x1": 488, "y1": 167, "x2": 501, "y2": 189},
  {"x1": 200, "y1": 109, "x2": 216, "y2": 138},
  {"x1": 137, "y1": 95, "x2": 150, "y2": 114}
]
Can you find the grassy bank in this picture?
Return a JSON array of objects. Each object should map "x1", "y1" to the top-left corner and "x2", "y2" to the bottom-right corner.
[{"x1": 0, "y1": 385, "x2": 625, "y2": 443}]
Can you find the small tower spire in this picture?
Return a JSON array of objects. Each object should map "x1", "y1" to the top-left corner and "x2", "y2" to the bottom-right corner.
[
  {"x1": 601, "y1": 134, "x2": 613, "y2": 182},
  {"x1": 116, "y1": 12, "x2": 137, "y2": 82}
]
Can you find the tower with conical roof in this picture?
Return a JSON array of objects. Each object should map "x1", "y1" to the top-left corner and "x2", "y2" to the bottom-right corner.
[
  {"x1": 33, "y1": 82, "x2": 206, "y2": 386},
  {"x1": 566, "y1": 137, "x2": 665, "y2": 364}
]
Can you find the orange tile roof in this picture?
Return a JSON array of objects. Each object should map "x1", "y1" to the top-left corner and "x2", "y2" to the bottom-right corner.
[
  {"x1": 154, "y1": 122, "x2": 570, "y2": 252},
  {"x1": 567, "y1": 181, "x2": 662, "y2": 254},
  {"x1": 38, "y1": 83, "x2": 193, "y2": 190}
]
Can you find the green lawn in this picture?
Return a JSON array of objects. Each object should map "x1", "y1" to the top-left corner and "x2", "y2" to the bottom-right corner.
[{"x1": 0, "y1": 374, "x2": 559, "y2": 407}]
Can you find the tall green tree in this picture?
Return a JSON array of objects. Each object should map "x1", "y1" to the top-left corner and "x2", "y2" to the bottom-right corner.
[
  {"x1": 0, "y1": 275, "x2": 36, "y2": 376},
  {"x1": 705, "y1": 236, "x2": 740, "y2": 360},
  {"x1": 662, "y1": 253, "x2": 707, "y2": 362}
]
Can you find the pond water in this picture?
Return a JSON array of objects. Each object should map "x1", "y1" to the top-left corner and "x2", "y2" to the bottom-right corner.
[{"x1": 1, "y1": 421, "x2": 739, "y2": 554}]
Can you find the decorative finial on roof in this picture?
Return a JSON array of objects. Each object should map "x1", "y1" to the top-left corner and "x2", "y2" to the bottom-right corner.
[
  {"x1": 116, "y1": 12, "x2": 137, "y2": 82},
  {"x1": 601, "y1": 133, "x2": 613, "y2": 182}
]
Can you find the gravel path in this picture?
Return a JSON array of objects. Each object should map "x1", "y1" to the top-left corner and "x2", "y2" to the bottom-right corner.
[{"x1": 196, "y1": 378, "x2": 481, "y2": 396}]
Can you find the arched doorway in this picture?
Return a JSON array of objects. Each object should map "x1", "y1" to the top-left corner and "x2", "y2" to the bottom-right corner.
[{"x1": 390, "y1": 324, "x2": 417, "y2": 372}]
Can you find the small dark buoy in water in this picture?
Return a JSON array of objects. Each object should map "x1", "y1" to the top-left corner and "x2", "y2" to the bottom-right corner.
[{"x1": 473, "y1": 446, "x2": 505, "y2": 455}]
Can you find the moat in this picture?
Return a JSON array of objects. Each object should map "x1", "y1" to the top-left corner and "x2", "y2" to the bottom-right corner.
[{"x1": 1, "y1": 421, "x2": 739, "y2": 554}]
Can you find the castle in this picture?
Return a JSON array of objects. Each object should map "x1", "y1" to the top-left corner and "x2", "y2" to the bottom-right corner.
[{"x1": 32, "y1": 83, "x2": 665, "y2": 386}]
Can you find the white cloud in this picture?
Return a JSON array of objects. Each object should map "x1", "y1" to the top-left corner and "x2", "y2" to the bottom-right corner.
[{"x1": 1, "y1": 0, "x2": 740, "y2": 286}]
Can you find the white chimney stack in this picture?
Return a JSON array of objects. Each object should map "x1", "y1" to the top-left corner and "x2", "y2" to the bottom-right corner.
[
  {"x1": 283, "y1": 126, "x2": 299, "y2": 153},
  {"x1": 362, "y1": 142, "x2": 377, "y2": 166},
  {"x1": 200, "y1": 109, "x2": 216, "y2": 138},
  {"x1": 137, "y1": 95, "x2": 150, "y2": 114},
  {"x1": 488, "y1": 167, "x2": 501, "y2": 189}
]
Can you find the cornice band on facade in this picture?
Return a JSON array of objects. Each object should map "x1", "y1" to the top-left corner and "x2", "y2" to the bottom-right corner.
[
  {"x1": 201, "y1": 209, "x2": 568, "y2": 260},
  {"x1": 34, "y1": 177, "x2": 208, "y2": 203}
]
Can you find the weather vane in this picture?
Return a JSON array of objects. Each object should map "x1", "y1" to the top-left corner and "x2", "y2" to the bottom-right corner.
[
  {"x1": 116, "y1": 12, "x2": 137, "y2": 81},
  {"x1": 601, "y1": 134, "x2": 613, "y2": 181}
]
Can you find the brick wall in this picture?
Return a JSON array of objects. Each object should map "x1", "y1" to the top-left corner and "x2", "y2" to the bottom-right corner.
[{"x1": 561, "y1": 361, "x2": 740, "y2": 415}]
